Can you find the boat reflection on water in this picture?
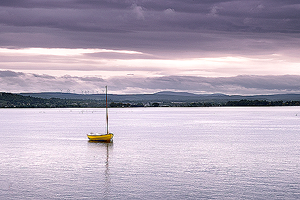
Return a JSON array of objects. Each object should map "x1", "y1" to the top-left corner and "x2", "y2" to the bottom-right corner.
[
  {"x1": 88, "y1": 140, "x2": 114, "y2": 144},
  {"x1": 87, "y1": 141, "x2": 113, "y2": 198}
]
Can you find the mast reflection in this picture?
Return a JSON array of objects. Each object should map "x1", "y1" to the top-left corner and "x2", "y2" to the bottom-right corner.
[{"x1": 87, "y1": 141, "x2": 113, "y2": 198}]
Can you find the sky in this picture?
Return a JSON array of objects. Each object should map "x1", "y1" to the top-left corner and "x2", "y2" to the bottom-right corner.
[{"x1": 1, "y1": 0, "x2": 300, "y2": 95}]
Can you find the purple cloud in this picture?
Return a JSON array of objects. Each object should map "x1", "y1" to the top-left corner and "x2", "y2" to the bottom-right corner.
[
  {"x1": 1, "y1": 70, "x2": 300, "y2": 95},
  {"x1": 0, "y1": 1, "x2": 300, "y2": 94}
]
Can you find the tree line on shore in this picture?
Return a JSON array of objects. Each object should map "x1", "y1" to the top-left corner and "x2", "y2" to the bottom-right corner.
[{"x1": 1, "y1": 92, "x2": 300, "y2": 108}]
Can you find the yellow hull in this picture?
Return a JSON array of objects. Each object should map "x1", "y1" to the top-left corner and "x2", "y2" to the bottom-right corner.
[{"x1": 87, "y1": 133, "x2": 114, "y2": 141}]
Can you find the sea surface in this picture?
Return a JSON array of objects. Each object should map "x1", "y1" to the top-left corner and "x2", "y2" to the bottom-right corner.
[{"x1": 0, "y1": 107, "x2": 299, "y2": 199}]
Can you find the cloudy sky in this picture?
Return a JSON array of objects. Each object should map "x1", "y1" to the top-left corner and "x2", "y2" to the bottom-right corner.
[{"x1": 1, "y1": 0, "x2": 300, "y2": 94}]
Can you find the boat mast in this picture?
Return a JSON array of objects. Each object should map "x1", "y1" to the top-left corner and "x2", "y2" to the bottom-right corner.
[{"x1": 106, "y1": 86, "x2": 109, "y2": 134}]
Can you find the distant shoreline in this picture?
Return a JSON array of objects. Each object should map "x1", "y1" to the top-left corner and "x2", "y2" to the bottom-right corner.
[{"x1": 1, "y1": 92, "x2": 300, "y2": 108}]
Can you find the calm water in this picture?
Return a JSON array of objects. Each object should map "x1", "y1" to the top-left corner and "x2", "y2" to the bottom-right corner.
[{"x1": 0, "y1": 107, "x2": 300, "y2": 199}]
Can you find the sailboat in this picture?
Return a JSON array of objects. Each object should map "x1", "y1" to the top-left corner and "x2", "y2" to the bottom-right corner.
[{"x1": 87, "y1": 86, "x2": 114, "y2": 142}]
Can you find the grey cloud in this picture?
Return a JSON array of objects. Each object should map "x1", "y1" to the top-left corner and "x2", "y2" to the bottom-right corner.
[
  {"x1": 86, "y1": 52, "x2": 158, "y2": 60},
  {"x1": 2, "y1": 1, "x2": 299, "y2": 31},
  {"x1": 1, "y1": 0, "x2": 300, "y2": 56},
  {"x1": 0, "y1": 70, "x2": 105, "y2": 93},
  {"x1": 77, "y1": 76, "x2": 104, "y2": 82},
  {"x1": 0, "y1": 70, "x2": 24, "y2": 77},
  {"x1": 0, "y1": 1, "x2": 300, "y2": 96},
  {"x1": 1, "y1": 70, "x2": 300, "y2": 94},
  {"x1": 107, "y1": 75, "x2": 300, "y2": 94},
  {"x1": 32, "y1": 74, "x2": 56, "y2": 79}
]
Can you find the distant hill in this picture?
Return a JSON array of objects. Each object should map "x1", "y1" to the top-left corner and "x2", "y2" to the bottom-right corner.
[
  {"x1": 0, "y1": 92, "x2": 105, "y2": 108},
  {"x1": 1, "y1": 92, "x2": 300, "y2": 108},
  {"x1": 20, "y1": 91, "x2": 300, "y2": 103}
]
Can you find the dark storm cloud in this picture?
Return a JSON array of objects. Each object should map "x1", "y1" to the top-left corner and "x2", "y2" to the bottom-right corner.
[{"x1": 1, "y1": 0, "x2": 300, "y2": 56}]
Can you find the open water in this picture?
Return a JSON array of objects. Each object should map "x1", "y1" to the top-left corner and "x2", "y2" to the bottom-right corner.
[{"x1": 0, "y1": 107, "x2": 299, "y2": 199}]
